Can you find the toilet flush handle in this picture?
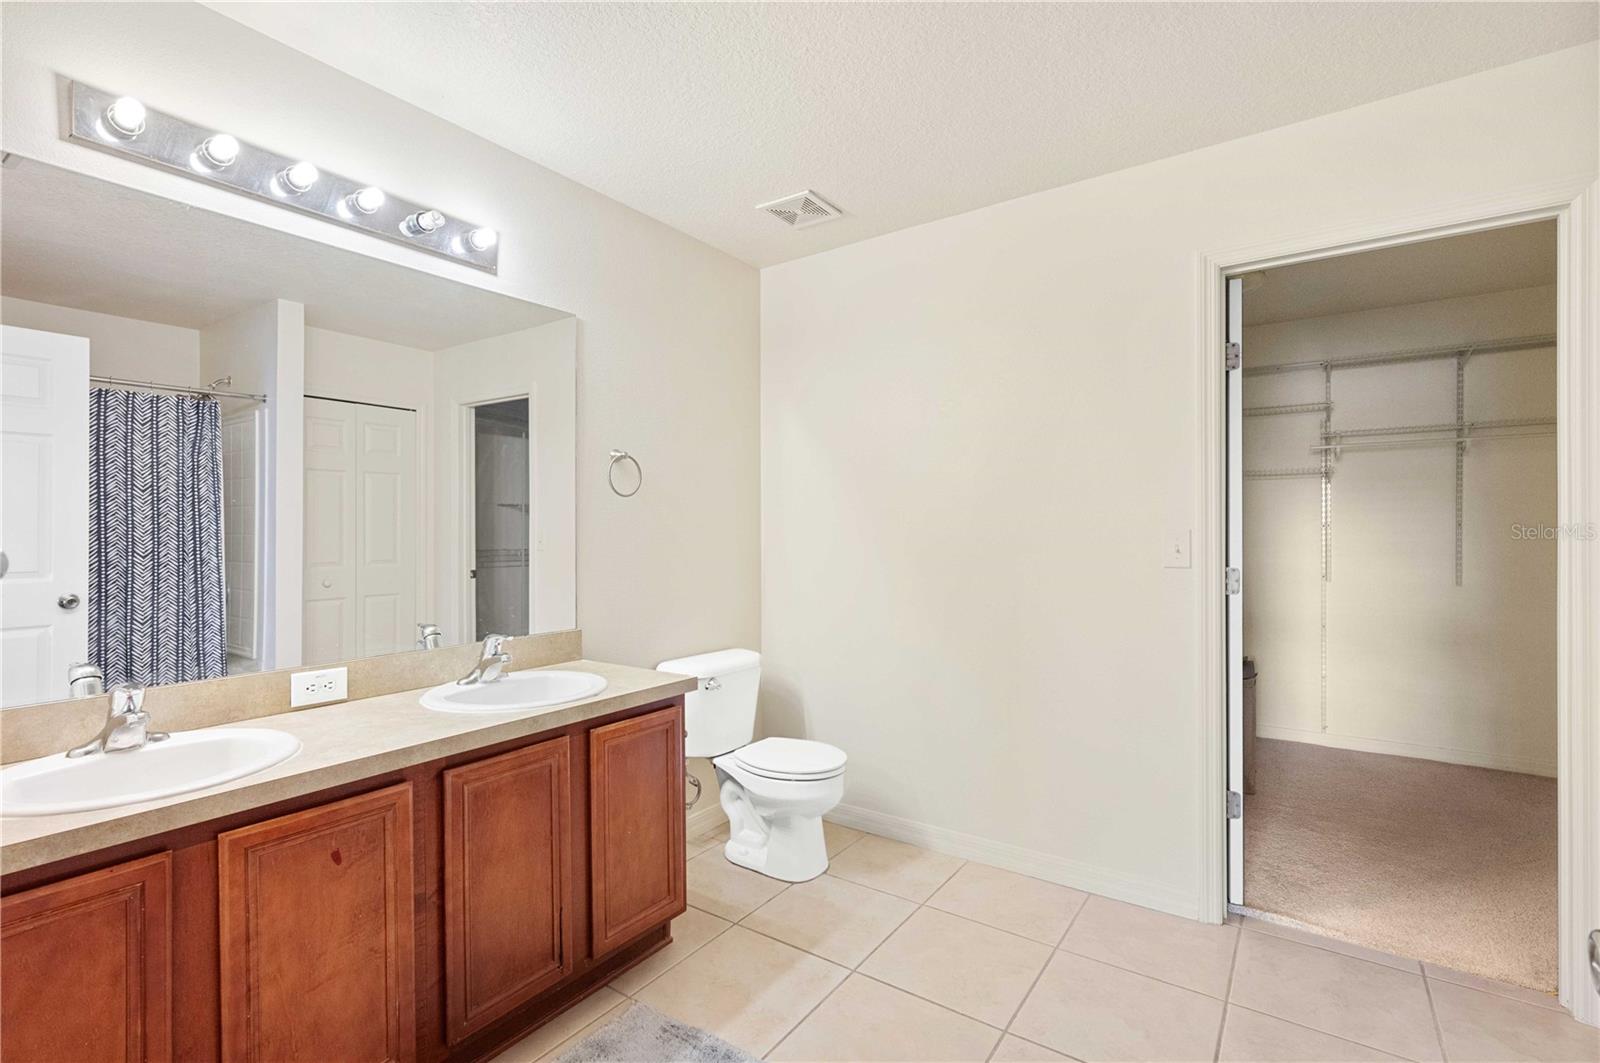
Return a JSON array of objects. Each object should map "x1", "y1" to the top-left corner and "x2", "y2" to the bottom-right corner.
[{"x1": 702, "y1": 677, "x2": 722, "y2": 692}]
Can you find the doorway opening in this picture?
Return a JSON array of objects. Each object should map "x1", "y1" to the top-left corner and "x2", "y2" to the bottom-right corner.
[
  {"x1": 469, "y1": 397, "x2": 531, "y2": 641},
  {"x1": 1227, "y1": 221, "x2": 1559, "y2": 992}
]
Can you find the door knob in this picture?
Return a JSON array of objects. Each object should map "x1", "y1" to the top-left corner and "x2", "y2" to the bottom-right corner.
[{"x1": 57, "y1": 592, "x2": 81, "y2": 611}]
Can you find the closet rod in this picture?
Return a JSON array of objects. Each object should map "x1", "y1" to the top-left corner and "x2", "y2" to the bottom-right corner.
[
  {"x1": 90, "y1": 374, "x2": 267, "y2": 402},
  {"x1": 1244, "y1": 401, "x2": 1331, "y2": 417},
  {"x1": 1243, "y1": 333, "x2": 1555, "y2": 376},
  {"x1": 1326, "y1": 416, "x2": 1555, "y2": 440},
  {"x1": 1310, "y1": 428, "x2": 1555, "y2": 454},
  {"x1": 1244, "y1": 467, "x2": 1327, "y2": 480}
]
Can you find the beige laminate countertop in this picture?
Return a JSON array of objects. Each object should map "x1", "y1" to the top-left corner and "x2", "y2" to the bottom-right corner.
[{"x1": 0, "y1": 660, "x2": 696, "y2": 876}]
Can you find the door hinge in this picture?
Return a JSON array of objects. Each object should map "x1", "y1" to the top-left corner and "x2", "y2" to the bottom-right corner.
[
  {"x1": 1225, "y1": 342, "x2": 1241, "y2": 371},
  {"x1": 1227, "y1": 790, "x2": 1242, "y2": 819},
  {"x1": 1225, "y1": 567, "x2": 1241, "y2": 595}
]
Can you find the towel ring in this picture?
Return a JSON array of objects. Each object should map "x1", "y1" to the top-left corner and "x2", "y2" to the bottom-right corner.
[{"x1": 608, "y1": 449, "x2": 643, "y2": 497}]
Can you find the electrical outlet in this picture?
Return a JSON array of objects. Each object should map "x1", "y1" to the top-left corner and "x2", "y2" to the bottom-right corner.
[{"x1": 290, "y1": 666, "x2": 348, "y2": 708}]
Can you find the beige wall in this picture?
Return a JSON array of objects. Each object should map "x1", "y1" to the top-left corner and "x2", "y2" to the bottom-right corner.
[
  {"x1": 760, "y1": 45, "x2": 1597, "y2": 915},
  {"x1": 1, "y1": 1, "x2": 760, "y2": 672},
  {"x1": 1244, "y1": 285, "x2": 1557, "y2": 776},
  {"x1": 0, "y1": 296, "x2": 200, "y2": 383},
  {"x1": 303, "y1": 327, "x2": 435, "y2": 412}
]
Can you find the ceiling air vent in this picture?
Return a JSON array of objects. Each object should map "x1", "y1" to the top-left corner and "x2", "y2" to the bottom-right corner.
[{"x1": 757, "y1": 190, "x2": 842, "y2": 229}]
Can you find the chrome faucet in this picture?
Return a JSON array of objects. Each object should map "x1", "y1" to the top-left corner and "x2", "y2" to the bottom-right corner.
[
  {"x1": 457, "y1": 634, "x2": 511, "y2": 686},
  {"x1": 66, "y1": 684, "x2": 169, "y2": 757},
  {"x1": 416, "y1": 622, "x2": 443, "y2": 650}
]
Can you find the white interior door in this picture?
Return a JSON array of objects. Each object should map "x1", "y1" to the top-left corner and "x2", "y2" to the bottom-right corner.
[
  {"x1": 302, "y1": 397, "x2": 416, "y2": 665},
  {"x1": 352, "y1": 404, "x2": 416, "y2": 657},
  {"x1": 0, "y1": 325, "x2": 89, "y2": 706},
  {"x1": 1226, "y1": 275, "x2": 1246, "y2": 906},
  {"x1": 303, "y1": 398, "x2": 357, "y2": 665}
]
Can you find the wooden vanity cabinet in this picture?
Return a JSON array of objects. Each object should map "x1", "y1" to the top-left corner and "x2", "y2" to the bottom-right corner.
[
  {"x1": 0, "y1": 696, "x2": 686, "y2": 1063},
  {"x1": 217, "y1": 783, "x2": 415, "y2": 1063},
  {"x1": 0, "y1": 852, "x2": 172, "y2": 1063},
  {"x1": 588, "y1": 708, "x2": 686, "y2": 956},
  {"x1": 442, "y1": 736, "x2": 573, "y2": 1044}
]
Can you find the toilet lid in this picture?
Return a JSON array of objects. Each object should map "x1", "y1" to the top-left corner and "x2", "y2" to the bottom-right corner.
[{"x1": 734, "y1": 737, "x2": 847, "y2": 780}]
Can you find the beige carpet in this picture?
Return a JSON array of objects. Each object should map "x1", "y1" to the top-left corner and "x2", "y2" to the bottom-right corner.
[{"x1": 1244, "y1": 738, "x2": 1556, "y2": 991}]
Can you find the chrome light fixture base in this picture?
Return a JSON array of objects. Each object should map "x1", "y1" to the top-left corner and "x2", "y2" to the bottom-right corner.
[{"x1": 65, "y1": 81, "x2": 499, "y2": 274}]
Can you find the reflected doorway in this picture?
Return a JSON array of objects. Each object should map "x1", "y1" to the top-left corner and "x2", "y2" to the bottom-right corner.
[{"x1": 471, "y1": 398, "x2": 530, "y2": 640}]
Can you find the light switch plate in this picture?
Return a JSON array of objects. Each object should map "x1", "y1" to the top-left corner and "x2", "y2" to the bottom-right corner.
[
  {"x1": 290, "y1": 666, "x2": 348, "y2": 708},
  {"x1": 1164, "y1": 530, "x2": 1192, "y2": 569}
]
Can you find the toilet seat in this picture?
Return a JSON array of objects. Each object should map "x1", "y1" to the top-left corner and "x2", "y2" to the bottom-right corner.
[{"x1": 732, "y1": 737, "x2": 847, "y2": 782}]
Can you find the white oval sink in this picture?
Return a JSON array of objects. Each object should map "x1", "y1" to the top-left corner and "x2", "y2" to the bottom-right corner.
[
  {"x1": 419, "y1": 669, "x2": 607, "y2": 714},
  {"x1": 0, "y1": 727, "x2": 301, "y2": 817}
]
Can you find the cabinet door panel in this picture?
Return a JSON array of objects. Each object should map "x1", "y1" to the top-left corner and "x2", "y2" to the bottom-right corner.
[
  {"x1": 1, "y1": 852, "x2": 172, "y2": 1063},
  {"x1": 218, "y1": 783, "x2": 414, "y2": 1063},
  {"x1": 589, "y1": 706, "x2": 685, "y2": 956},
  {"x1": 443, "y1": 736, "x2": 573, "y2": 1043}
]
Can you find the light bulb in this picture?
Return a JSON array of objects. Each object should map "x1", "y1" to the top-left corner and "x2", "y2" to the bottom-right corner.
[
  {"x1": 198, "y1": 133, "x2": 240, "y2": 168},
  {"x1": 348, "y1": 186, "x2": 386, "y2": 215},
  {"x1": 279, "y1": 161, "x2": 319, "y2": 194},
  {"x1": 403, "y1": 209, "x2": 445, "y2": 236},
  {"x1": 104, "y1": 97, "x2": 146, "y2": 138},
  {"x1": 466, "y1": 227, "x2": 498, "y2": 252}
]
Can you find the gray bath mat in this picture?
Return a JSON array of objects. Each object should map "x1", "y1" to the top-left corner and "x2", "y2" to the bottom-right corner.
[{"x1": 552, "y1": 1002, "x2": 758, "y2": 1063}]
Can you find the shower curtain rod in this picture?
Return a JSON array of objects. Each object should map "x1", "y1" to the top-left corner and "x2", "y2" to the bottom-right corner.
[{"x1": 90, "y1": 374, "x2": 267, "y2": 402}]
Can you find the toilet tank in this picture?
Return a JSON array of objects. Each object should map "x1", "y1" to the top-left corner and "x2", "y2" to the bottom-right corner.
[{"x1": 657, "y1": 648, "x2": 761, "y2": 758}]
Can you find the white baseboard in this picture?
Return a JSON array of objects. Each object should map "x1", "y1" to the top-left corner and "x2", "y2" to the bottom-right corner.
[
  {"x1": 685, "y1": 801, "x2": 727, "y2": 839},
  {"x1": 1256, "y1": 725, "x2": 1556, "y2": 778},
  {"x1": 826, "y1": 803, "x2": 1200, "y2": 921}
]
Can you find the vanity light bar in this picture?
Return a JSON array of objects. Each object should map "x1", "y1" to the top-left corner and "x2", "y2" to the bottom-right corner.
[{"x1": 65, "y1": 81, "x2": 499, "y2": 274}]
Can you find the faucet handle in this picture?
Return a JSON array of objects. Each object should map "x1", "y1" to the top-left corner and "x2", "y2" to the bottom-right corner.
[
  {"x1": 481, "y1": 634, "x2": 507, "y2": 657},
  {"x1": 108, "y1": 683, "x2": 145, "y2": 717}
]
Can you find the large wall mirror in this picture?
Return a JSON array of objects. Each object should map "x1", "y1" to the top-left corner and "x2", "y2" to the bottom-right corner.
[{"x1": 0, "y1": 156, "x2": 576, "y2": 710}]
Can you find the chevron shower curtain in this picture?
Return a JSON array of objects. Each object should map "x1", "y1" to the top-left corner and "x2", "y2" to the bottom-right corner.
[{"x1": 89, "y1": 388, "x2": 227, "y2": 688}]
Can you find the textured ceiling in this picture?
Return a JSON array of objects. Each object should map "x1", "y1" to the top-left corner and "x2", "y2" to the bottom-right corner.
[
  {"x1": 1245, "y1": 221, "x2": 1558, "y2": 326},
  {"x1": 209, "y1": 2, "x2": 1597, "y2": 267},
  {"x1": 1, "y1": 157, "x2": 564, "y2": 349}
]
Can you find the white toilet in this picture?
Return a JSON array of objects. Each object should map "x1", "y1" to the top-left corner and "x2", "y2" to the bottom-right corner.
[{"x1": 659, "y1": 649, "x2": 846, "y2": 882}]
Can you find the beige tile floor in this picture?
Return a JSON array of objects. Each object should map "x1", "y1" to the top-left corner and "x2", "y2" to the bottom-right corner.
[{"x1": 496, "y1": 821, "x2": 1600, "y2": 1063}]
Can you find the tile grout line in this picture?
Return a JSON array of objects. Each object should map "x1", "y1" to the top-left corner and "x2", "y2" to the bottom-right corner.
[
  {"x1": 1237, "y1": 917, "x2": 1420, "y2": 974},
  {"x1": 823, "y1": 824, "x2": 867, "y2": 859},
  {"x1": 620, "y1": 915, "x2": 735, "y2": 999},
  {"x1": 536, "y1": 998, "x2": 633, "y2": 1063},
  {"x1": 1238, "y1": 921, "x2": 1431, "y2": 976},
  {"x1": 1210, "y1": 921, "x2": 1244, "y2": 1062},
  {"x1": 1053, "y1": 937, "x2": 1234, "y2": 1004},
  {"x1": 1421, "y1": 969, "x2": 1450, "y2": 1063},
  {"x1": 993, "y1": 886, "x2": 1092, "y2": 1055},
  {"x1": 1223, "y1": 1004, "x2": 1435, "y2": 1063},
  {"x1": 1421, "y1": 964, "x2": 1566, "y2": 1014},
  {"x1": 766, "y1": 854, "x2": 974, "y2": 1060},
  {"x1": 759, "y1": 968, "x2": 850, "y2": 1062}
]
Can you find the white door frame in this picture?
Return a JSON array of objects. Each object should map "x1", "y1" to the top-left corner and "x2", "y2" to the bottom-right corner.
[
  {"x1": 453, "y1": 392, "x2": 534, "y2": 644},
  {"x1": 1195, "y1": 176, "x2": 1600, "y2": 1024}
]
